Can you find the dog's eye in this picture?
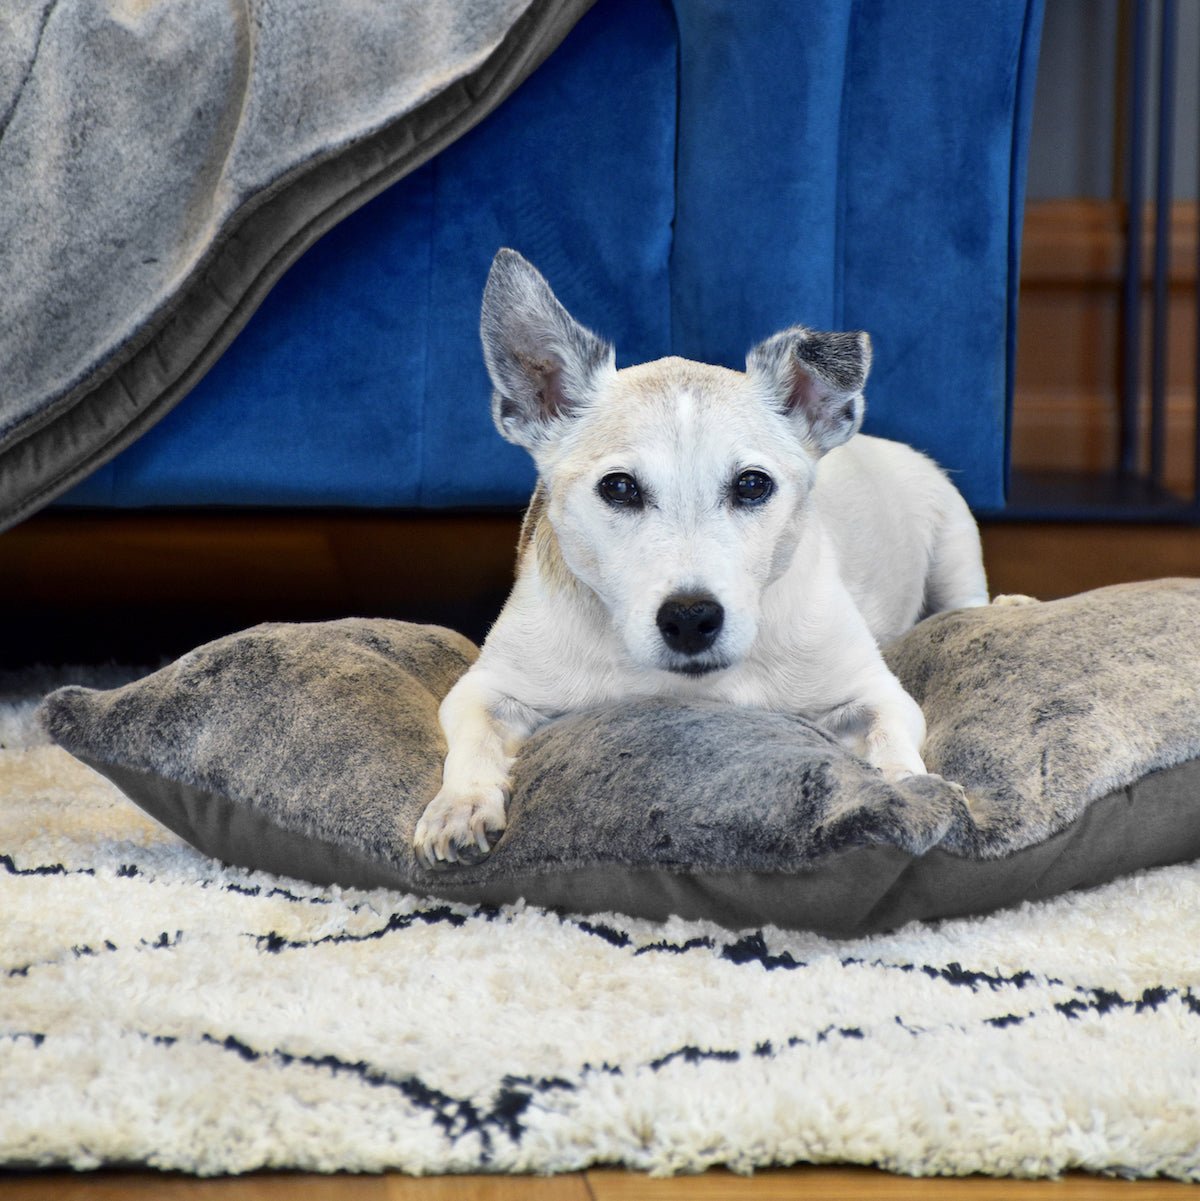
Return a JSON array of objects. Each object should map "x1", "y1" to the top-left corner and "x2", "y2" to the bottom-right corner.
[
  {"x1": 598, "y1": 472, "x2": 643, "y2": 508},
  {"x1": 733, "y1": 470, "x2": 774, "y2": 505}
]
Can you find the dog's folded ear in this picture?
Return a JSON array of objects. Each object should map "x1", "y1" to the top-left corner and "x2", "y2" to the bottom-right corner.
[
  {"x1": 746, "y1": 326, "x2": 872, "y2": 455},
  {"x1": 480, "y1": 249, "x2": 615, "y2": 451}
]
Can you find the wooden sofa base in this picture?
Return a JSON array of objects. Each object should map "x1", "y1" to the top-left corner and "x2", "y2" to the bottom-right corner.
[
  {"x1": 1, "y1": 510, "x2": 523, "y2": 668},
  {"x1": 4, "y1": 510, "x2": 1200, "y2": 668}
]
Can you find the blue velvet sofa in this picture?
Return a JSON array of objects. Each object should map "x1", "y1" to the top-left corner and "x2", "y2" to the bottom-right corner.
[{"x1": 56, "y1": 0, "x2": 1043, "y2": 517}]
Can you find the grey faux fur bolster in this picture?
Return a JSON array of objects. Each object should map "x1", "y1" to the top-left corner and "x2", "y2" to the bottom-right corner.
[
  {"x1": 885, "y1": 578, "x2": 1200, "y2": 855},
  {"x1": 38, "y1": 580, "x2": 1200, "y2": 935}
]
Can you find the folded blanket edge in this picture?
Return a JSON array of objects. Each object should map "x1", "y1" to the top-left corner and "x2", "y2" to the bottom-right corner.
[{"x1": 0, "y1": 0, "x2": 596, "y2": 531}]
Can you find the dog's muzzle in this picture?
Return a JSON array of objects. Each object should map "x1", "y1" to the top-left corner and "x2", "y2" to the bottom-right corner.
[{"x1": 656, "y1": 593, "x2": 724, "y2": 659}]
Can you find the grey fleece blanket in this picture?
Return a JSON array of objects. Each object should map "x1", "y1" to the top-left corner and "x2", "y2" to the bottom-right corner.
[{"x1": 0, "y1": 0, "x2": 591, "y2": 530}]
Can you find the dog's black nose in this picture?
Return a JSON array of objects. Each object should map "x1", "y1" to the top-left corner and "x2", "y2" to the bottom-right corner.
[{"x1": 656, "y1": 594, "x2": 724, "y2": 655}]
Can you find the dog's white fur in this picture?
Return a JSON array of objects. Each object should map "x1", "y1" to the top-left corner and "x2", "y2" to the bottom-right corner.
[{"x1": 413, "y1": 250, "x2": 989, "y2": 866}]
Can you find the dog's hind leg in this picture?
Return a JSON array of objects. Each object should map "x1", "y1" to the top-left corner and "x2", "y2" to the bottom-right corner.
[{"x1": 921, "y1": 494, "x2": 990, "y2": 615}]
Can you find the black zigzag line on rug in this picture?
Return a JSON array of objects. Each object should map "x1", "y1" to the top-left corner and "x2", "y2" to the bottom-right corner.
[
  {"x1": 560, "y1": 919, "x2": 1200, "y2": 1046},
  {"x1": 568, "y1": 924, "x2": 1040, "y2": 986},
  {"x1": 886, "y1": 986, "x2": 1200, "y2": 1037},
  {"x1": 201, "y1": 1024, "x2": 869, "y2": 1105},
  {"x1": 5, "y1": 931, "x2": 186, "y2": 979},
  {"x1": 764, "y1": 987, "x2": 1200, "y2": 1047},
  {"x1": 195, "y1": 1031, "x2": 571, "y2": 1159},
  {"x1": 571, "y1": 918, "x2": 635, "y2": 947},
  {"x1": 968, "y1": 984, "x2": 1197, "y2": 1031},
  {"x1": 652, "y1": 1024, "x2": 870, "y2": 1071},
  {"x1": 565, "y1": 922, "x2": 1046, "y2": 984},
  {"x1": 1054, "y1": 984, "x2": 1190, "y2": 1020},
  {"x1": 123, "y1": 866, "x2": 347, "y2": 907},
  {"x1": 753, "y1": 1026, "x2": 867, "y2": 1059},
  {"x1": 164, "y1": 872, "x2": 388, "y2": 913},
  {"x1": 564, "y1": 921, "x2": 1094, "y2": 1002},
  {"x1": 97, "y1": 856, "x2": 383, "y2": 909},
  {"x1": 139, "y1": 930, "x2": 184, "y2": 949},
  {"x1": 219, "y1": 879, "x2": 345, "y2": 906},
  {"x1": 4, "y1": 852, "x2": 406, "y2": 917},
  {"x1": 562, "y1": 916, "x2": 1139, "y2": 1007},
  {"x1": 6, "y1": 939, "x2": 118, "y2": 977},
  {"x1": 635, "y1": 936, "x2": 716, "y2": 956},
  {"x1": 568, "y1": 921, "x2": 800, "y2": 969},
  {"x1": 0, "y1": 853, "x2": 94, "y2": 877},
  {"x1": 842, "y1": 957, "x2": 1041, "y2": 992},
  {"x1": 250, "y1": 905, "x2": 479, "y2": 952}
]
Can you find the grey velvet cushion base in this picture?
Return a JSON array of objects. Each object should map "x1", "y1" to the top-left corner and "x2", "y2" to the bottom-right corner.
[{"x1": 39, "y1": 579, "x2": 1200, "y2": 938}]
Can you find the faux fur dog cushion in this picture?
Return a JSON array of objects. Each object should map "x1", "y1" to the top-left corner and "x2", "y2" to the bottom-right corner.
[{"x1": 39, "y1": 579, "x2": 1200, "y2": 937}]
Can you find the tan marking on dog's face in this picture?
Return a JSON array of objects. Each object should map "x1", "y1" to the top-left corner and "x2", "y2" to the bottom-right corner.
[
  {"x1": 517, "y1": 484, "x2": 580, "y2": 600},
  {"x1": 516, "y1": 485, "x2": 545, "y2": 560},
  {"x1": 527, "y1": 356, "x2": 820, "y2": 675}
]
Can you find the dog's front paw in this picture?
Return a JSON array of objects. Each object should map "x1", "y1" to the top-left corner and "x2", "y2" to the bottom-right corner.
[
  {"x1": 925, "y1": 772, "x2": 972, "y2": 808},
  {"x1": 991, "y1": 593, "x2": 1039, "y2": 606},
  {"x1": 875, "y1": 762, "x2": 924, "y2": 784},
  {"x1": 413, "y1": 785, "x2": 508, "y2": 870},
  {"x1": 867, "y1": 743, "x2": 927, "y2": 783},
  {"x1": 878, "y1": 766, "x2": 972, "y2": 811}
]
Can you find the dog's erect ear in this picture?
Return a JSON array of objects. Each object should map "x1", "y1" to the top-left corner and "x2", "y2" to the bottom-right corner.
[
  {"x1": 480, "y1": 249, "x2": 615, "y2": 450},
  {"x1": 746, "y1": 326, "x2": 872, "y2": 455}
]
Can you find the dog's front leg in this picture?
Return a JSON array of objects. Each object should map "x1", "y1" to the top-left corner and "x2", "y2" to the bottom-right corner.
[
  {"x1": 859, "y1": 675, "x2": 928, "y2": 780},
  {"x1": 825, "y1": 659, "x2": 928, "y2": 781},
  {"x1": 413, "y1": 668, "x2": 543, "y2": 868}
]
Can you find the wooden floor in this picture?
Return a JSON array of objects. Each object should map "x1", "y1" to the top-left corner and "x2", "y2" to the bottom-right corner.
[
  {"x1": 3, "y1": 513, "x2": 1200, "y2": 1195},
  {"x1": 2, "y1": 1166, "x2": 1198, "y2": 1198}
]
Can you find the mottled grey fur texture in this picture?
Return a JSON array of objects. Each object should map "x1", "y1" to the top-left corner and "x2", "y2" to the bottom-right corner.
[
  {"x1": 0, "y1": 0, "x2": 593, "y2": 530},
  {"x1": 886, "y1": 577, "x2": 1200, "y2": 855},
  {"x1": 42, "y1": 620, "x2": 478, "y2": 863},
  {"x1": 36, "y1": 580, "x2": 1200, "y2": 925}
]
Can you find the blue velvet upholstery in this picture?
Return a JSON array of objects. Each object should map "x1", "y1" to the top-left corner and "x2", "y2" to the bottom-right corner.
[{"x1": 60, "y1": 0, "x2": 1042, "y2": 514}]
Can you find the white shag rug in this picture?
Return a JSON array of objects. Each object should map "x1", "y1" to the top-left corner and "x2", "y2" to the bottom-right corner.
[{"x1": 3, "y1": 667, "x2": 1200, "y2": 1180}]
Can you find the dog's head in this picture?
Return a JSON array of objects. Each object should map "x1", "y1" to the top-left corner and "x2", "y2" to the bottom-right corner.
[{"x1": 482, "y1": 248, "x2": 871, "y2": 677}]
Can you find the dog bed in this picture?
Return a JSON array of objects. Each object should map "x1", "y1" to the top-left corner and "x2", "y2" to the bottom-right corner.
[{"x1": 39, "y1": 579, "x2": 1200, "y2": 938}]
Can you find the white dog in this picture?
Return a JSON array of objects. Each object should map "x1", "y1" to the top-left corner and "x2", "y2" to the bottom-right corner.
[{"x1": 413, "y1": 249, "x2": 990, "y2": 867}]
